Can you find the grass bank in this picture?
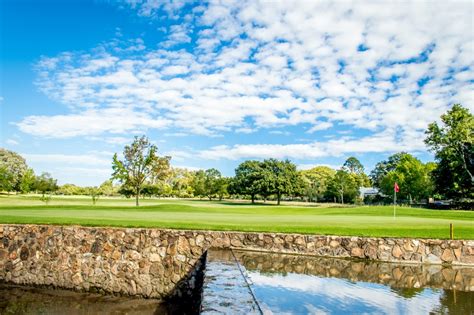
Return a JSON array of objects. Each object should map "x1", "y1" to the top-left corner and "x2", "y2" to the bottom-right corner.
[{"x1": 0, "y1": 195, "x2": 472, "y2": 239}]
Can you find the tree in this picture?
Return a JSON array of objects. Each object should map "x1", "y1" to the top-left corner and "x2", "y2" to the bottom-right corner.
[
  {"x1": 86, "y1": 186, "x2": 102, "y2": 205},
  {"x1": 371, "y1": 152, "x2": 408, "y2": 188},
  {"x1": 99, "y1": 180, "x2": 116, "y2": 196},
  {"x1": 0, "y1": 166, "x2": 13, "y2": 193},
  {"x1": 425, "y1": 104, "x2": 474, "y2": 199},
  {"x1": 150, "y1": 155, "x2": 172, "y2": 184},
  {"x1": 343, "y1": 157, "x2": 364, "y2": 174},
  {"x1": 343, "y1": 157, "x2": 371, "y2": 189},
  {"x1": 141, "y1": 184, "x2": 161, "y2": 198},
  {"x1": 57, "y1": 184, "x2": 84, "y2": 195},
  {"x1": 118, "y1": 185, "x2": 135, "y2": 198},
  {"x1": 34, "y1": 172, "x2": 58, "y2": 196},
  {"x1": 166, "y1": 168, "x2": 195, "y2": 198},
  {"x1": 377, "y1": 153, "x2": 435, "y2": 202},
  {"x1": 300, "y1": 166, "x2": 336, "y2": 202},
  {"x1": 216, "y1": 177, "x2": 229, "y2": 201},
  {"x1": 232, "y1": 160, "x2": 264, "y2": 203},
  {"x1": 0, "y1": 148, "x2": 28, "y2": 192},
  {"x1": 204, "y1": 168, "x2": 222, "y2": 200},
  {"x1": 262, "y1": 159, "x2": 300, "y2": 205},
  {"x1": 191, "y1": 170, "x2": 206, "y2": 199},
  {"x1": 19, "y1": 168, "x2": 36, "y2": 194},
  {"x1": 326, "y1": 169, "x2": 358, "y2": 204},
  {"x1": 112, "y1": 136, "x2": 169, "y2": 206}
]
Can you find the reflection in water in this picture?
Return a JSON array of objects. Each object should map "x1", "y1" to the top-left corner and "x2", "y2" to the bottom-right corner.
[
  {"x1": 232, "y1": 250, "x2": 474, "y2": 314},
  {"x1": 0, "y1": 283, "x2": 167, "y2": 315}
]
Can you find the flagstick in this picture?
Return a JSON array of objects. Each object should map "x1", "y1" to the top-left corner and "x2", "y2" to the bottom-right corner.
[{"x1": 393, "y1": 189, "x2": 396, "y2": 219}]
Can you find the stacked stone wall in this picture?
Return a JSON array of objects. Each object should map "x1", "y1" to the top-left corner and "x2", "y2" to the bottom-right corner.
[{"x1": 0, "y1": 224, "x2": 472, "y2": 299}]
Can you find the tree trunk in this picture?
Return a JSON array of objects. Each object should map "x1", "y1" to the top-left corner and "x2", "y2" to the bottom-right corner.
[
  {"x1": 340, "y1": 192, "x2": 344, "y2": 204},
  {"x1": 135, "y1": 188, "x2": 139, "y2": 206},
  {"x1": 277, "y1": 192, "x2": 281, "y2": 205},
  {"x1": 251, "y1": 194, "x2": 255, "y2": 204}
]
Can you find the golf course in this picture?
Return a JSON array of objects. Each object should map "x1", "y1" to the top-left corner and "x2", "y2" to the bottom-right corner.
[{"x1": 0, "y1": 195, "x2": 472, "y2": 239}]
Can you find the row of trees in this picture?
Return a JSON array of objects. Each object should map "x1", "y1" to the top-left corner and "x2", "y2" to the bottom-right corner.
[{"x1": 108, "y1": 135, "x2": 436, "y2": 205}]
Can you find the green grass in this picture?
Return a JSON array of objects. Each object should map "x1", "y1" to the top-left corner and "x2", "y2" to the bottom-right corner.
[{"x1": 0, "y1": 195, "x2": 473, "y2": 239}]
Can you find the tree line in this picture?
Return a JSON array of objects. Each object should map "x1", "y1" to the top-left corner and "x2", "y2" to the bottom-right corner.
[
  {"x1": 0, "y1": 149, "x2": 57, "y2": 196},
  {"x1": 0, "y1": 104, "x2": 472, "y2": 207}
]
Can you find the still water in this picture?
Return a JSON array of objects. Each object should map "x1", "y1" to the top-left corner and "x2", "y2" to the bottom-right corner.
[
  {"x1": 233, "y1": 250, "x2": 474, "y2": 314},
  {"x1": 0, "y1": 284, "x2": 166, "y2": 315}
]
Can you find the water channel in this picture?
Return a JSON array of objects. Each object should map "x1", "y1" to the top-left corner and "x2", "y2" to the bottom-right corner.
[{"x1": 1, "y1": 249, "x2": 473, "y2": 314}]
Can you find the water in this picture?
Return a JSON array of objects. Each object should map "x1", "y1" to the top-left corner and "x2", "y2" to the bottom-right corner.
[
  {"x1": 0, "y1": 284, "x2": 167, "y2": 315},
  {"x1": 1, "y1": 251, "x2": 473, "y2": 314},
  {"x1": 233, "y1": 250, "x2": 474, "y2": 314}
]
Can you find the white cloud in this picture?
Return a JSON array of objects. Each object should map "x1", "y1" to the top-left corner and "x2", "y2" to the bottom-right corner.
[
  {"x1": 307, "y1": 122, "x2": 333, "y2": 133},
  {"x1": 23, "y1": 153, "x2": 111, "y2": 166},
  {"x1": 199, "y1": 129, "x2": 425, "y2": 160},
  {"x1": 15, "y1": 0, "x2": 474, "y2": 159},
  {"x1": 6, "y1": 139, "x2": 18, "y2": 145},
  {"x1": 17, "y1": 108, "x2": 170, "y2": 138}
]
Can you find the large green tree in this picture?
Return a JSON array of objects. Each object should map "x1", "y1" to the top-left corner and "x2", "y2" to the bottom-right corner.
[
  {"x1": 378, "y1": 154, "x2": 434, "y2": 202},
  {"x1": 300, "y1": 166, "x2": 336, "y2": 202},
  {"x1": 343, "y1": 156, "x2": 371, "y2": 188},
  {"x1": 370, "y1": 152, "x2": 408, "y2": 188},
  {"x1": 112, "y1": 136, "x2": 168, "y2": 206},
  {"x1": 231, "y1": 160, "x2": 264, "y2": 203},
  {"x1": 262, "y1": 159, "x2": 300, "y2": 205},
  {"x1": 343, "y1": 157, "x2": 364, "y2": 174},
  {"x1": 191, "y1": 170, "x2": 206, "y2": 199},
  {"x1": 34, "y1": 172, "x2": 58, "y2": 195},
  {"x1": 0, "y1": 148, "x2": 28, "y2": 192},
  {"x1": 99, "y1": 180, "x2": 117, "y2": 196},
  {"x1": 216, "y1": 177, "x2": 229, "y2": 201},
  {"x1": 19, "y1": 168, "x2": 36, "y2": 193},
  {"x1": 204, "y1": 168, "x2": 222, "y2": 200},
  {"x1": 167, "y1": 168, "x2": 195, "y2": 198},
  {"x1": 0, "y1": 166, "x2": 13, "y2": 193},
  {"x1": 326, "y1": 169, "x2": 359, "y2": 204},
  {"x1": 425, "y1": 104, "x2": 473, "y2": 199}
]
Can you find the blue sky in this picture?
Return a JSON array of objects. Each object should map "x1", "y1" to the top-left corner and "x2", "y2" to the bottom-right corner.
[{"x1": 1, "y1": 0, "x2": 473, "y2": 186}]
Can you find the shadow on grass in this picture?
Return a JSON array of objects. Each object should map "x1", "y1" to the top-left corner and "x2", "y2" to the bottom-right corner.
[{"x1": 187, "y1": 199, "x2": 329, "y2": 208}]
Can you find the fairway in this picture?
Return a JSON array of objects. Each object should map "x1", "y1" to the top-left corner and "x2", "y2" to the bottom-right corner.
[{"x1": 0, "y1": 195, "x2": 473, "y2": 239}]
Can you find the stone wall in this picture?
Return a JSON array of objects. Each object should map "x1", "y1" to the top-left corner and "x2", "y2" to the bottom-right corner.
[
  {"x1": 0, "y1": 225, "x2": 205, "y2": 301},
  {"x1": 225, "y1": 232, "x2": 474, "y2": 265},
  {"x1": 0, "y1": 224, "x2": 473, "y2": 300}
]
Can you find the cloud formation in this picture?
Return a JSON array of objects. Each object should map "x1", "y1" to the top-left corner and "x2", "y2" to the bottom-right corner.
[{"x1": 17, "y1": 0, "x2": 474, "y2": 160}]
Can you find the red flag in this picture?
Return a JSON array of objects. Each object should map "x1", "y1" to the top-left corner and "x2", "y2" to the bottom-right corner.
[{"x1": 394, "y1": 182, "x2": 400, "y2": 193}]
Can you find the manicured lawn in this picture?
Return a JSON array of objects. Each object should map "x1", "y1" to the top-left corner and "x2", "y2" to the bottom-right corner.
[{"x1": 0, "y1": 195, "x2": 472, "y2": 239}]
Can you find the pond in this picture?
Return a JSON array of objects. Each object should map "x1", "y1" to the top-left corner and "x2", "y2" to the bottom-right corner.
[{"x1": 0, "y1": 284, "x2": 167, "y2": 315}]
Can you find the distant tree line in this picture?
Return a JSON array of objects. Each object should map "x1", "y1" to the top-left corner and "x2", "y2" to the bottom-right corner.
[
  {"x1": 0, "y1": 104, "x2": 472, "y2": 207},
  {"x1": 0, "y1": 149, "x2": 57, "y2": 196}
]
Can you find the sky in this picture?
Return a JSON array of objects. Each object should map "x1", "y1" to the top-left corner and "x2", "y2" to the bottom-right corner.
[{"x1": 0, "y1": 0, "x2": 473, "y2": 186}]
